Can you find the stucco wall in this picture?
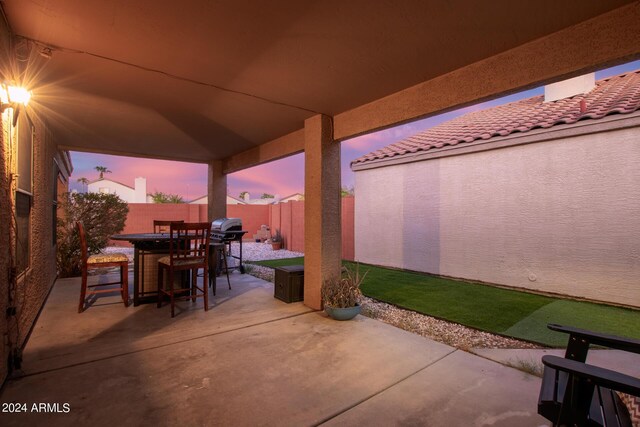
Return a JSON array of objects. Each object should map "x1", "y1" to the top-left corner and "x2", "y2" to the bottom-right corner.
[{"x1": 355, "y1": 121, "x2": 640, "y2": 307}]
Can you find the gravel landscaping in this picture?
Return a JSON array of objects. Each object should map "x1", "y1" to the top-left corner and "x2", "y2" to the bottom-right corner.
[
  {"x1": 360, "y1": 296, "x2": 541, "y2": 349},
  {"x1": 239, "y1": 243, "x2": 541, "y2": 350},
  {"x1": 230, "y1": 242, "x2": 304, "y2": 261}
]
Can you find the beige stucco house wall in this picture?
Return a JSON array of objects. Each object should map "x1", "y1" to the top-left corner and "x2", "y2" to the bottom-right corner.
[
  {"x1": 88, "y1": 177, "x2": 148, "y2": 203},
  {"x1": 355, "y1": 113, "x2": 640, "y2": 308}
]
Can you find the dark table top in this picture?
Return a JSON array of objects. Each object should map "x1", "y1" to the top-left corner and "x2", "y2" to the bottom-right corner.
[
  {"x1": 111, "y1": 233, "x2": 172, "y2": 242},
  {"x1": 111, "y1": 233, "x2": 231, "y2": 246}
]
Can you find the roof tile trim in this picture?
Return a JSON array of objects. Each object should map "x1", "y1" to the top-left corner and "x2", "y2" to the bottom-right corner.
[{"x1": 352, "y1": 70, "x2": 640, "y2": 166}]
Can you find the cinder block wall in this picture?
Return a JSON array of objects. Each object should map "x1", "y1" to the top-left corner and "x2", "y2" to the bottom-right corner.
[
  {"x1": 112, "y1": 204, "x2": 271, "y2": 246},
  {"x1": 228, "y1": 204, "x2": 270, "y2": 240},
  {"x1": 113, "y1": 200, "x2": 356, "y2": 260}
]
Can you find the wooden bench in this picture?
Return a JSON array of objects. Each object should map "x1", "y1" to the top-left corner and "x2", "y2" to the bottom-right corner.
[{"x1": 538, "y1": 323, "x2": 640, "y2": 426}]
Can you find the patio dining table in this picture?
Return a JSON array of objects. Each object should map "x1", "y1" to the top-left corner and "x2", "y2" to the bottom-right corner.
[
  {"x1": 111, "y1": 233, "x2": 176, "y2": 305},
  {"x1": 111, "y1": 233, "x2": 225, "y2": 306}
]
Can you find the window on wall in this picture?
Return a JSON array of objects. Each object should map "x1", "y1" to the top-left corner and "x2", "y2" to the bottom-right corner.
[
  {"x1": 15, "y1": 191, "x2": 31, "y2": 273},
  {"x1": 15, "y1": 117, "x2": 33, "y2": 275},
  {"x1": 53, "y1": 161, "x2": 60, "y2": 247}
]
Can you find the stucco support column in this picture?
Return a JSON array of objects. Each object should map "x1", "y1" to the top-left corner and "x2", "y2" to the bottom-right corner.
[
  {"x1": 304, "y1": 114, "x2": 341, "y2": 310},
  {"x1": 207, "y1": 160, "x2": 226, "y2": 221}
]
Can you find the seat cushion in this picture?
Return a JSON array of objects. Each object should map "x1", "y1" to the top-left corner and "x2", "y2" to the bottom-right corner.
[
  {"x1": 158, "y1": 256, "x2": 205, "y2": 267},
  {"x1": 88, "y1": 253, "x2": 129, "y2": 264},
  {"x1": 618, "y1": 393, "x2": 640, "y2": 427}
]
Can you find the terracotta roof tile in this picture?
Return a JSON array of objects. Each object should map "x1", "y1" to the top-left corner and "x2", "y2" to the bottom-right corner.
[{"x1": 352, "y1": 69, "x2": 640, "y2": 166}]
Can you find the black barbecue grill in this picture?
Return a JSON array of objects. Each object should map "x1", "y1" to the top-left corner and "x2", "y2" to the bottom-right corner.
[{"x1": 211, "y1": 218, "x2": 247, "y2": 274}]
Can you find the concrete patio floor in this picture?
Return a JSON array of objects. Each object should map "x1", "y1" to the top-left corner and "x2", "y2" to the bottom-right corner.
[{"x1": 0, "y1": 272, "x2": 549, "y2": 426}]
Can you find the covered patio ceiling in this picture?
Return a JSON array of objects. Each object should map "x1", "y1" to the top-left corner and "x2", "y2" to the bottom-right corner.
[{"x1": 1, "y1": 0, "x2": 638, "y2": 166}]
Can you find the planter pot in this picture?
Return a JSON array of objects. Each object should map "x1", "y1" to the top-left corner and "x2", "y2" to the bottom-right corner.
[
  {"x1": 271, "y1": 242, "x2": 282, "y2": 250},
  {"x1": 325, "y1": 304, "x2": 361, "y2": 321}
]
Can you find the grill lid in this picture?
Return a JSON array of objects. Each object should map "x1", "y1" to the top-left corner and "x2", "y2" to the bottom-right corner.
[{"x1": 211, "y1": 217, "x2": 242, "y2": 232}]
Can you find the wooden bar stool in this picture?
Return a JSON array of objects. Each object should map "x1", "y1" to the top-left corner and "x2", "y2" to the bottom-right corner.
[
  {"x1": 153, "y1": 219, "x2": 184, "y2": 233},
  {"x1": 157, "y1": 222, "x2": 211, "y2": 317},
  {"x1": 77, "y1": 221, "x2": 129, "y2": 313}
]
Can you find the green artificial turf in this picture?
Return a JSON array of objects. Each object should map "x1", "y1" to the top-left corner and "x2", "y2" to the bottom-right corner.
[
  {"x1": 250, "y1": 257, "x2": 640, "y2": 347},
  {"x1": 354, "y1": 263, "x2": 553, "y2": 333},
  {"x1": 505, "y1": 300, "x2": 640, "y2": 347},
  {"x1": 251, "y1": 257, "x2": 304, "y2": 268}
]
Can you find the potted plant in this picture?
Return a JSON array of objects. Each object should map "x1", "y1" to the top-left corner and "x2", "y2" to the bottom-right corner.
[
  {"x1": 270, "y1": 229, "x2": 283, "y2": 250},
  {"x1": 322, "y1": 263, "x2": 368, "y2": 320}
]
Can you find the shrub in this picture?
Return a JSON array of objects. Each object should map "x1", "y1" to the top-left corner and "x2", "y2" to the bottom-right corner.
[
  {"x1": 322, "y1": 263, "x2": 368, "y2": 308},
  {"x1": 56, "y1": 192, "x2": 129, "y2": 277},
  {"x1": 271, "y1": 228, "x2": 282, "y2": 243}
]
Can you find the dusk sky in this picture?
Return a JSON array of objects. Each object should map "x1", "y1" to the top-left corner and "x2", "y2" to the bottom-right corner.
[{"x1": 69, "y1": 61, "x2": 639, "y2": 201}]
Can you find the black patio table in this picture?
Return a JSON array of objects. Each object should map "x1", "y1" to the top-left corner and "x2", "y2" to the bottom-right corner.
[
  {"x1": 111, "y1": 233, "x2": 225, "y2": 306},
  {"x1": 111, "y1": 233, "x2": 175, "y2": 305}
]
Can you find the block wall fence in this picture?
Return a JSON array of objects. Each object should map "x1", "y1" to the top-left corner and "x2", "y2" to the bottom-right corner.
[{"x1": 111, "y1": 196, "x2": 355, "y2": 261}]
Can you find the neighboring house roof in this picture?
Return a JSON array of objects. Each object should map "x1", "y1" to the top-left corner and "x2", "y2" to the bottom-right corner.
[
  {"x1": 227, "y1": 195, "x2": 246, "y2": 204},
  {"x1": 280, "y1": 193, "x2": 303, "y2": 201},
  {"x1": 246, "y1": 198, "x2": 278, "y2": 205},
  {"x1": 188, "y1": 195, "x2": 247, "y2": 204},
  {"x1": 190, "y1": 195, "x2": 207, "y2": 203},
  {"x1": 88, "y1": 178, "x2": 135, "y2": 190},
  {"x1": 352, "y1": 69, "x2": 640, "y2": 166}
]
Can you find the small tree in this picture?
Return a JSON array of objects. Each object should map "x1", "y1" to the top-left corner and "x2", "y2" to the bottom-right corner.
[
  {"x1": 341, "y1": 186, "x2": 354, "y2": 197},
  {"x1": 56, "y1": 192, "x2": 129, "y2": 277},
  {"x1": 151, "y1": 191, "x2": 184, "y2": 203},
  {"x1": 167, "y1": 194, "x2": 184, "y2": 203},
  {"x1": 94, "y1": 166, "x2": 112, "y2": 179},
  {"x1": 239, "y1": 191, "x2": 249, "y2": 200},
  {"x1": 261, "y1": 193, "x2": 275, "y2": 199}
]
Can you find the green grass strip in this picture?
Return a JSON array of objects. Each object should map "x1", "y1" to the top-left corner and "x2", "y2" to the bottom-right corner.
[
  {"x1": 505, "y1": 300, "x2": 640, "y2": 347},
  {"x1": 251, "y1": 257, "x2": 304, "y2": 268},
  {"x1": 250, "y1": 257, "x2": 640, "y2": 346},
  {"x1": 354, "y1": 263, "x2": 553, "y2": 333}
]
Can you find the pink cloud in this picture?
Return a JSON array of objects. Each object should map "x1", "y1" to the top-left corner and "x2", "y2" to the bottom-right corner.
[
  {"x1": 71, "y1": 152, "x2": 208, "y2": 201},
  {"x1": 228, "y1": 154, "x2": 304, "y2": 198}
]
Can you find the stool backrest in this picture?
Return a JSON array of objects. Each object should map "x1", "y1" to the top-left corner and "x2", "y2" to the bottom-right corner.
[
  {"x1": 168, "y1": 222, "x2": 211, "y2": 265},
  {"x1": 154, "y1": 220, "x2": 184, "y2": 233}
]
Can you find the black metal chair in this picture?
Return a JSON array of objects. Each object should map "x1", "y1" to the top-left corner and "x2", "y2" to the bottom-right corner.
[{"x1": 538, "y1": 323, "x2": 640, "y2": 426}]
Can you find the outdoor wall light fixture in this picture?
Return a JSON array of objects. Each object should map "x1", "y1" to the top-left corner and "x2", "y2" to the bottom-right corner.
[
  {"x1": 0, "y1": 83, "x2": 32, "y2": 126},
  {"x1": 0, "y1": 83, "x2": 32, "y2": 110}
]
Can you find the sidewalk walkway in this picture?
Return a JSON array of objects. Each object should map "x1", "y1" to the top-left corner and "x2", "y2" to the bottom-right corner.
[
  {"x1": 0, "y1": 272, "x2": 548, "y2": 426},
  {"x1": 473, "y1": 347, "x2": 640, "y2": 379}
]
